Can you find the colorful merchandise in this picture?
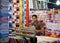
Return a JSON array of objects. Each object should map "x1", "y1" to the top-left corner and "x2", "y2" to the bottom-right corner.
[
  {"x1": 12, "y1": 0, "x2": 20, "y2": 34},
  {"x1": 0, "y1": 0, "x2": 9, "y2": 13},
  {"x1": 46, "y1": 9, "x2": 60, "y2": 38},
  {"x1": 23, "y1": 0, "x2": 26, "y2": 27},
  {"x1": 26, "y1": 0, "x2": 29, "y2": 27},
  {"x1": 0, "y1": 13, "x2": 9, "y2": 42},
  {"x1": 19, "y1": 0, "x2": 23, "y2": 29},
  {"x1": 9, "y1": 0, "x2": 29, "y2": 34}
]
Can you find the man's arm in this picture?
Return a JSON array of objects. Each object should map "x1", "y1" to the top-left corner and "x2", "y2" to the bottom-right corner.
[
  {"x1": 35, "y1": 22, "x2": 45, "y2": 33},
  {"x1": 35, "y1": 27, "x2": 44, "y2": 33}
]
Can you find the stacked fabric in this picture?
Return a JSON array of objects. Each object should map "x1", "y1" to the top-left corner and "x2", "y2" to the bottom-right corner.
[
  {"x1": 0, "y1": 0, "x2": 9, "y2": 13},
  {"x1": 0, "y1": 13, "x2": 10, "y2": 43},
  {"x1": 12, "y1": 0, "x2": 20, "y2": 34}
]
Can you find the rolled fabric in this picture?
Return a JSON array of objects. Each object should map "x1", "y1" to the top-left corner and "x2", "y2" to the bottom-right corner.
[{"x1": 9, "y1": 38, "x2": 17, "y2": 43}]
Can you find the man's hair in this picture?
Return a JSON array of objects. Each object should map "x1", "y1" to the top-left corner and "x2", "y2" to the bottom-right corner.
[{"x1": 32, "y1": 15, "x2": 37, "y2": 18}]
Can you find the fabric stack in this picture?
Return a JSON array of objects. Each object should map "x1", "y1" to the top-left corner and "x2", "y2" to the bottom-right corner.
[
  {"x1": 0, "y1": 13, "x2": 9, "y2": 43},
  {"x1": 0, "y1": 0, "x2": 9, "y2": 13}
]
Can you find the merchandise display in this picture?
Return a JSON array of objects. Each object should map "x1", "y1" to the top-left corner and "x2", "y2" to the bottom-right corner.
[
  {"x1": 29, "y1": 9, "x2": 60, "y2": 38},
  {"x1": 9, "y1": 0, "x2": 30, "y2": 34},
  {"x1": 13, "y1": 0, "x2": 20, "y2": 34},
  {"x1": 8, "y1": 0, "x2": 14, "y2": 36},
  {"x1": 0, "y1": 0, "x2": 10, "y2": 43},
  {"x1": 8, "y1": 0, "x2": 34, "y2": 43},
  {"x1": 46, "y1": 9, "x2": 60, "y2": 38},
  {"x1": 0, "y1": 0, "x2": 9, "y2": 13},
  {"x1": 0, "y1": 13, "x2": 9, "y2": 43},
  {"x1": 0, "y1": 0, "x2": 60, "y2": 43},
  {"x1": 26, "y1": 0, "x2": 29, "y2": 27},
  {"x1": 23, "y1": 0, "x2": 26, "y2": 27},
  {"x1": 29, "y1": 9, "x2": 48, "y2": 21},
  {"x1": 19, "y1": 0, "x2": 23, "y2": 29},
  {"x1": 36, "y1": 36, "x2": 60, "y2": 43}
]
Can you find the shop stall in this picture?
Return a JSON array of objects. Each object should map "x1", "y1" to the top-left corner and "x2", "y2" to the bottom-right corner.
[{"x1": 0, "y1": 0, "x2": 60, "y2": 43}]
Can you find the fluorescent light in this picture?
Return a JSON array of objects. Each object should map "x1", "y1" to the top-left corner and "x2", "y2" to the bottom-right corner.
[{"x1": 56, "y1": 0, "x2": 60, "y2": 5}]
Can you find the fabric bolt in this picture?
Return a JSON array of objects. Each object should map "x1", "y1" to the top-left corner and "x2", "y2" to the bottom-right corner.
[
  {"x1": 0, "y1": 14, "x2": 2, "y2": 18},
  {"x1": 16, "y1": 39, "x2": 20, "y2": 43},
  {"x1": 24, "y1": 39, "x2": 26, "y2": 43},
  {"x1": 30, "y1": 37, "x2": 37, "y2": 43},
  {"x1": 9, "y1": 23, "x2": 12, "y2": 27},
  {"x1": 1, "y1": 13, "x2": 12, "y2": 19},
  {"x1": 17, "y1": 39, "x2": 24, "y2": 43},
  {"x1": 9, "y1": 38, "x2": 17, "y2": 43},
  {"x1": 13, "y1": 0, "x2": 20, "y2": 33},
  {"x1": 0, "y1": 14, "x2": 2, "y2": 22},
  {"x1": 17, "y1": 39, "x2": 21, "y2": 43},
  {"x1": 9, "y1": 0, "x2": 12, "y2": 2},
  {"x1": 16, "y1": 39, "x2": 24, "y2": 43},
  {"x1": 23, "y1": 37, "x2": 28, "y2": 43},
  {"x1": 9, "y1": 30, "x2": 12, "y2": 34},
  {"x1": 27, "y1": 38, "x2": 31, "y2": 43}
]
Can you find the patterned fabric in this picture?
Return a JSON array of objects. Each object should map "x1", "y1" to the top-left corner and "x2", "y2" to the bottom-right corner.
[
  {"x1": 32, "y1": 20, "x2": 46, "y2": 35},
  {"x1": 32, "y1": 20, "x2": 43, "y2": 30}
]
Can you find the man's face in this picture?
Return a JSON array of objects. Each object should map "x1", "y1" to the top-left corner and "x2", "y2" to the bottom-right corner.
[{"x1": 32, "y1": 16, "x2": 37, "y2": 22}]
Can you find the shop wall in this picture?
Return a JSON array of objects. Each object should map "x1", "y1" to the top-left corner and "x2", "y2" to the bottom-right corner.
[
  {"x1": 29, "y1": 9, "x2": 48, "y2": 21},
  {"x1": 29, "y1": 0, "x2": 33, "y2": 9}
]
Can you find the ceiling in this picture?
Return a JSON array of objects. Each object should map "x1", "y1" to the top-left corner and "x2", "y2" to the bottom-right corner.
[
  {"x1": 48, "y1": 0, "x2": 60, "y2": 9},
  {"x1": 49, "y1": 0, "x2": 57, "y2": 3}
]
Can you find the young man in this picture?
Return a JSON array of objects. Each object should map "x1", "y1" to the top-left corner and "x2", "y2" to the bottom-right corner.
[{"x1": 32, "y1": 15, "x2": 45, "y2": 36}]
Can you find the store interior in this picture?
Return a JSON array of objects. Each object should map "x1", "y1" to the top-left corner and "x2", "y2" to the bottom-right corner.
[{"x1": 0, "y1": 0, "x2": 60, "y2": 43}]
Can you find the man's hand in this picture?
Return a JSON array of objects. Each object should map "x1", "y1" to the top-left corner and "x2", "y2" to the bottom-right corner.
[
  {"x1": 26, "y1": 27, "x2": 29, "y2": 29},
  {"x1": 35, "y1": 29, "x2": 44, "y2": 33},
  {"x1": 35, "y1": 30, "x2": 41, "y2": 33}
]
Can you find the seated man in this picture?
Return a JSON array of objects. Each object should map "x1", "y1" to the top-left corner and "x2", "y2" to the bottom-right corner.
[{"x1": 31, "y1": 15, "x2": 46, "y2": 36}]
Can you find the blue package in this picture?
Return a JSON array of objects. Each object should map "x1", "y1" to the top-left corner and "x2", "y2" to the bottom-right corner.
[
  {"x1": 9, "y1": 30, "x2": 12, "y2": 34},
  {"x1": 0, "y1": 14, "x2": 2, "y2": 18},
  {"x1": 9, "y1": 23, "x2": 12, "y2": 27},
  {"x1": 9, "y1": 0, "x2": 12, "y2": 2},
  {"x1": 1, "y1": 12, "x2": 12, "y2": 19}
]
